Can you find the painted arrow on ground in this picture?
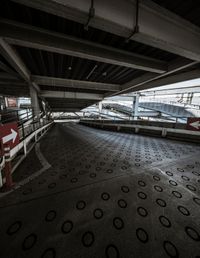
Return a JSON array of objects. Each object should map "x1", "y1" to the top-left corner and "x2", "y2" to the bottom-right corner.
[
  {"x1": 190, "y1": 120, "x2": 200, "y2": 130},
  {"x1": 2, "y1": 129, "x2": 18, "y2": 144}
]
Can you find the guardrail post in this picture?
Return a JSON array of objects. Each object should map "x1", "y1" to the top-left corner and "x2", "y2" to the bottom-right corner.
[
  {"x1": 135, "y1": 127, "x2": 139, "y2": 133},
  {"x1": 162, "y1": 128, "x2": 167, "y2": 137},
  {"x1": 3, "y1": 144, "x2": 14, "y2": 190}
]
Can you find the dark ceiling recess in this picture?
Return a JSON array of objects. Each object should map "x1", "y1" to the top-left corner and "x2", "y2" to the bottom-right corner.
[{"x1": 15, "y1": 46, "x2": 145, "y2": 85}]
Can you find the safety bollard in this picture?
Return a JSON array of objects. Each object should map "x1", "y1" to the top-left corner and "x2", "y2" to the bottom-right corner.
[{"x1": 3, "y1": 144, "x2": 14, "y2": 190}]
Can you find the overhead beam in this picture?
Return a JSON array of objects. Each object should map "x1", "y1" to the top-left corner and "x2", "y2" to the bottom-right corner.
[
  {"x1": 11, "y1": 0, "x2": 200, "y2": 61},
  {"x1": 51, "y1": 108, "x2": 81, "y2": 112},
  {"x1": 117, "y1": 58, "x2": 199, "y2": 95},
  {"x1": 0, "y1": 19, "x2": 167, "y2": 74},
  {"x1": 0, "y1": 38, "x2": 40, "y2": 93},
  {"x1": 32, "y1": 75, "x2": 120, "y2": 92},
  {"x1": 142, "y1": 87, "x2": 200, "y2": 95},
  {"x1": 133, "y1": 69, "x2": 200, "y2": 92},
  {"x1": 41, "y1": 90, "x2": 103, "y2": 100}
]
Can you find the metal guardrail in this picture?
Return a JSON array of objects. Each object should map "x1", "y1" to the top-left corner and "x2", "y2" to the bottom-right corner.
[
  {"x1": 0, "y1": 120, "x2": 53, "y2": 179},
  {"x1": 0, "y1": 108, "x2": 33, "y2": 125},
  {"x1": 80, "y1": 120, "x2": 200, "y2": 142}
]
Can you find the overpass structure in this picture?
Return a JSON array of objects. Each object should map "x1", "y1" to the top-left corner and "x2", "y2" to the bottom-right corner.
[
  {"x1": 0, "y1": 0, "x2": 200, "y2": 114},
  {"x1": 1, "y1": 2, "x2": 200, "y2": 258}
]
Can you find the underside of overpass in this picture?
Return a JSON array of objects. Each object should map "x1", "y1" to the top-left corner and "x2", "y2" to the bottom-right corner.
[
  {"x1": 0, "y1": 0, "x2": 200, "y2": 112},
  {"x1": 0, "y1": 1, "x2": 200, "y2": 258}
]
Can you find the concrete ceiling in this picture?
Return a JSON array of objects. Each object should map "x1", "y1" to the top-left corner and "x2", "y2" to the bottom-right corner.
[{"x1": 0, "y1": 0, "x2": 199, "y2": 111}]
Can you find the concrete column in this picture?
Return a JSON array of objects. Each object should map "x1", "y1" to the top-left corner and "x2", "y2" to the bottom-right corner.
[
  {"x1": 189, "y1": 92, "x2": 193, "y2": 104},
  {"x1": 99, "y1": 101, "x2": 102, "y2": 119},
  {"x1": 132, "y1": 94, "x2": 139, "y2": 120},
  {"x1": 29, "y1": 85, "x2": 40, "y2": 120}
]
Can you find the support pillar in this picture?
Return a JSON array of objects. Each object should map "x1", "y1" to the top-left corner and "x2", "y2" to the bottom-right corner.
[
  {"x1": 99, "y1": 101, "x2": 102, "y2": 120},
  {"x1": 132, "y1": 93, "x2": 139, "y2": 120},
  {"x1": 29, "y1": 85, "x2": 40, "y2": 120}
]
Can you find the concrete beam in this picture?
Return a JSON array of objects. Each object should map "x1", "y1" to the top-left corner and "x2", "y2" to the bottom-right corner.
[
  {"x1": 131, "y1": 69, "x2": 200, "y2": 92},
  {"x1": 143, "y1": 87, "x2": 200, "y2": 95},
  {"x1": 11, "y1": 0, "x2": 200, "y2": 61},
  {"x1": 118, "y1": 58, "x2": 199, "y2": 95},
  {"x1": 51, "y1": 108, "x2": 81, "y2": 112},
  {"x1": 32, "y1": 75, "x2": 120, "y2": 92},
  {"x1": 0, "y1": 38, "x2": 40, "y2": 93},
  {"x1": 0, "y1": 38, "x2": 30, "y2": 81},
  {"x1": 41, "y1": 90, "x2": 103, "y2": 100},
  {"x1": 0, "y1": 19, "x2": 167, "y2": 73}
]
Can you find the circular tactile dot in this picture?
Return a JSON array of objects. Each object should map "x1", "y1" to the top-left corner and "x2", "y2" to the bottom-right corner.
[
  {"x1": 70, "y1": 178, "x2": 78, "y2": 183},
  {"x1": 136, "y1": 228, "x2": 148, "y2": 243},
  {"x1": 181, "y1": 175, "x2": 190, "y2": 181},
  {"x1": 89, "y1": 173, "x2": 96, "y2": 178},
  {"x1": 156, "y1": 198, "x2": 166, "y2": 207},
  {"x1": 177, "y1": 206, "x2": 190, "y2": 216},
  {"x1": 106, "y1": 169, "x2": 113, "y2": 174},
  {"x1": 185, "y1": 227, "x2": 200, "y2": 241},
  {"x1": 137, "y1": 192, "x2": 147, "y2": 200},
  {"x1": 93, "y1": 209, "x2": 103, "y2": 219},
  {"x1": 105, "y1": 244, "x2": 120, "y2": 258},
  {"x1": 153, "y1": 175, "x2": 160, "y2": 181},
  {"x1": 192, "y1": 171, "x2": 200, "y2": 176},
  {"x1": 163, "y1": 241, "x2": 179, "y2": 257},
  {"x1": 172, "y1": 191, "x2": 182, "y2": 198},
  {"x1": 137, "y1": 207, "x2": 148, "y2": 217},
  {"x1": 154, "y1": 185, "x2": 163, "y2": 192},
  {"x1": 169, "y1": 180, "x2": 177, "y2": 186},
  {"x1": 193, "y1": 197, "x2": 200, "y2": 206},
  {"x1": 7, "y1": 221, "x2": 22, "y2": 235},
  {"x1": 159, "y1": 216, "x2": 171, "y2": 228},
  {"x1": 186, "y1": 184, "x2": 196, "y2": 192},
  {"x1": 113, "y1": 217, "x2": 124, "y2": 230},
  {"x1": 177, "y1": 168, "x2": 184, "y2": 172},
  {"x1": 61, "y1": 220, "x2": 73, "y2": 234},
  {"x1": 117, "y1": 199, "x2": 127, "y2": 208},
  {"x1": 121, "y1": 186, "x2": 129, "y2": 193},
  {"x1": 76, "y1": 200, "x2": 86, "y2": 210},
  {"x1": 48, "y1": 183, "x2": 56, "y2": 189},
  {"x1": 96, "y1": 167, "x2": 101, "y2": 171},
  {"x1": 82, "y1": 231, "x2": 95, "y2": 247},
  {"x1": 22, "y1": 233, "x2": 37, "y2": 251},
  {"x1": 166, "y1": 171, "x2": 173, "y2": 176},
  {"x1": 45, "y1": 210, "x2": 56, "y2": 222},
  {"x1": 101, "y1": 192, "x2": 110, "y2": 201},
  {"x1": 121, "y1": 166, "x2": 127, "y2": 170},
  {"x1": 135, "y1": 163, "x2": 140, "y2": 167},
  {"x1": 41, "y1": 248, "x2": 56, "y2": 258},
  {"x1": 138, "y1": 180, "x2": 146, "y2": 187}
]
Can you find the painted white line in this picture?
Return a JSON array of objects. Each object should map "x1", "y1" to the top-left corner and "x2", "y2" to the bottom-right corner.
[{"x1": 0, "y1": 142, "x2": 51, "y2": 198}]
